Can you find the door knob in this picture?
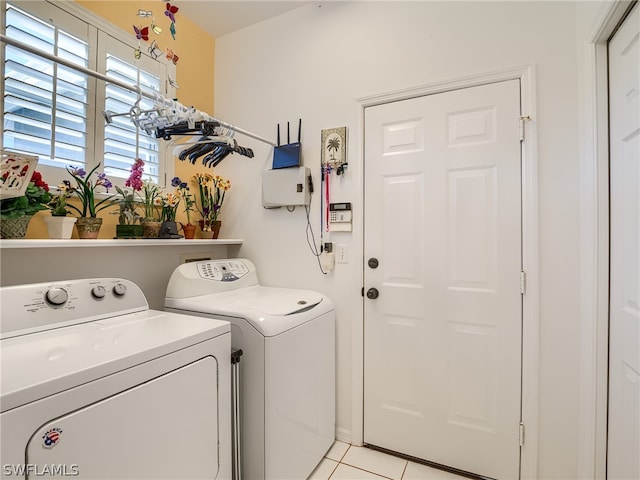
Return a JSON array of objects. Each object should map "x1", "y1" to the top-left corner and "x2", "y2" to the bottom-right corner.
[
  {"x1": 368, "y1": 258, "x2": 379, "y2": 269},
  {"x1": 366, "y1": 287, "x2": 379, "y2": 299}
]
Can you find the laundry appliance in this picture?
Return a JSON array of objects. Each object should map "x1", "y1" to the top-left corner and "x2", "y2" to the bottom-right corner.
[
  {"x1": 0, "y1": 278, "x2": 231, "y2": 480},
  {"x1": 165, "y1": 258, "x2": 335, "y2": 480}
]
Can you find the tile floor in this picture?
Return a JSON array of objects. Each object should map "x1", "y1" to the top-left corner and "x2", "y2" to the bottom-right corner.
[{"x1": 309, "y1": 441, "x2": 470, "y2": 480}]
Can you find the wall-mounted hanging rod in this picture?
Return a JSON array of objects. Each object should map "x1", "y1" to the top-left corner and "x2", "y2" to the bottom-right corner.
[{"x1": 0, "y1": 33, "x2": 276, "y2": 147}]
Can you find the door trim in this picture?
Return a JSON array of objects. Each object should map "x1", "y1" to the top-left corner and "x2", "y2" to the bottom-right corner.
[
  {"x1": 353, "y1": 65, "x2": 539, "y2": 480},
  {"x1": 579, "y1": 2, "x2": 636, "y2": 479}
]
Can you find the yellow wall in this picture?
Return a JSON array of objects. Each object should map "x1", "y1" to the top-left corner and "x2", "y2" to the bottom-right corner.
[
  {"x1": 78, "y1": 0, "x2": 214, "y2": 112},
  {"x1": 26, "y1": 0, "x2": 215, "y2": 238}
]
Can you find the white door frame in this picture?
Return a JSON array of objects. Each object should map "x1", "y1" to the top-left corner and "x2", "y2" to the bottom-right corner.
[
  {"x1": 579, "y1": 2, "x2": 636, "y2": 479},
  {"x1": 352, "y1": 65, "x2": 539, "y2": 480}
]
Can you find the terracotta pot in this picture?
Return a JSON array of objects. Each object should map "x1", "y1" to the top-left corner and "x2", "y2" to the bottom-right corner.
[
  {"x1": 180, "y1": 223, "x2": 197, "y2": 239},
  {"x1": 75, "y1": 217, "x2": 102, "y2": 239},
  {"x1": 44, "y1": 216, "x2": 77, "y2": 239},
  {"x1": 198, "y1": 220, "x2": 221, "y2": 239},
  {"x1": 0, "y1": 215, "x2": 33, "y2": 239}
]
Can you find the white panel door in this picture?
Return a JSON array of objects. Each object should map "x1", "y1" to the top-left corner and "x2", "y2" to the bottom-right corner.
[
  {"x1": 364, "y1": 80, "x2": 522, "y2": 479},
  {"x1": 608, "y1": 4, "x2": 640, "y2": 479}
]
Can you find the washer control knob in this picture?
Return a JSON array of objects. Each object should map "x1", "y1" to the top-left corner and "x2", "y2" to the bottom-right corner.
[
  {"x1": 112, "y1": 283, "x2": 127, "y2": 296},
  {"x1": 45, "y1": 287, "x2": 69, "y2": 306},
  {"x1": 91, "y1": 285, "x2": 107, "y2": 299}
]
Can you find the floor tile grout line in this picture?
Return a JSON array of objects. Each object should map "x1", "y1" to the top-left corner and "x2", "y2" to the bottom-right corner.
[
  {"x1": 340, "y1": 458, "x2": 407, "y2": 480},
  {"x1": 332, "y1": 461, "x2": 396, "y2": 480},
  {"x1": 325, "y1": 443, "x2": 350, "y2": 464},
  {"x1": 400, "y1": 460, "x2": 408, "y2": 480},
  {"x1": 325, "y1": 458, "x2": 339, "y2": 479},
  {"x1": 323, "y1": 443, "x2": 410, "y2": 480}
]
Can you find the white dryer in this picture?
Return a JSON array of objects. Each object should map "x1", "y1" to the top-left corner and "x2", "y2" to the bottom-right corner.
[
  {"x1": 0, "y1": 278, "x2": 231, "y2": 480},
  {"x1": 165, "y1": 259, "x2": 335, "y2": 480}
]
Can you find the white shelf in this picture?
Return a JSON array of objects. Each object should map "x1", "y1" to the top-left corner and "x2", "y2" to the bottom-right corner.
[{"x1": 0, "y1": 239, "x2": 243, "y2": 249}]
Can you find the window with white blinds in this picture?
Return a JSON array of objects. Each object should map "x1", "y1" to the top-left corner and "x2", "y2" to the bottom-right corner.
[
  {"x1": 3, "y1": 3, "x2": 91, "y2": 170},
  {"x1": 99, "y1": 34, "x2": 164, "y2": 184},
  {"x1": 1, "y1": 1, "x2": 171, "y2": 187}
]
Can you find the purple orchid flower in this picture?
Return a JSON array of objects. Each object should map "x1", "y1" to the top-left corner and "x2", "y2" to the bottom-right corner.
[{"x1": 70, "y1": 167, "x2": 86, "y2": 178}]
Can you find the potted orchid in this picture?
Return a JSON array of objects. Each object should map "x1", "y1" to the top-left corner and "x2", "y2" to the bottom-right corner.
[
  {"x1": 43, "y1": 180, "x2": 77, "y2": 239},
  {"x1": 118, "y1": 158, "x2": 164, "y2": 238},
  {"x1": 173, "y1": 176, "x2": 196, "y2": 239},
  {"x1": 192, "y1": 172, "x2": 231, "y2": 239},
  {"x1": 158, "y1": 187, "x2": 182, "y2": 239},
  {"x1": 141, "y1": 179, "x2": 163, "y2": 238},
  {"x1": 160, "y1": 191, "x2": 180, "y2": 222},
  {"x1": 66, "y1": 163, "x2": 115, "y2": 238},
  {"x1": 113, "y1": 158, "x2": 144, "y2": 238}
]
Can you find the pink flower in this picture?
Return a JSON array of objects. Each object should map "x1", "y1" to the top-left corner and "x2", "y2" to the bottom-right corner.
[{"x1": 125, "y1": 158, "x2": 145, "y2": 191}]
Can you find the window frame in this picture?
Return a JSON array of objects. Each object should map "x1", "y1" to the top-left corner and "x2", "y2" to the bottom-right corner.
[{"x1": 0, "y1": 0, "x2": 175, "y2": 190}]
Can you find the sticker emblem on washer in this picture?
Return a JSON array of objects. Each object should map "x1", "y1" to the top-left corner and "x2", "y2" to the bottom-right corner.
[{"x1": 42, "y1": 428, "x2": 62, "y2": 448}]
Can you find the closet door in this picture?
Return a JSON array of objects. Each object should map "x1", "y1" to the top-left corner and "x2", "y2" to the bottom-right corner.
[{"x1": 608, "y1": 4, "x2": 640, "y2": 479}]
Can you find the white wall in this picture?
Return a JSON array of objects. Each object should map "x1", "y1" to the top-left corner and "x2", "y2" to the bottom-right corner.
[
  {"x1": 0, "y1": 243, "x2": 241, "y2": 309},
  {"x1": 212, "y1": 2, "x2": 601, "y2": 478}
]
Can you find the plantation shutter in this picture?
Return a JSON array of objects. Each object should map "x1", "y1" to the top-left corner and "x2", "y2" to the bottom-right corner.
[
  {"x1": 96, "y1": 32, "x2": 166, "y2": 185},
  {"x1": 2, "y1": 2, "x2": 93, "y2": 170}
]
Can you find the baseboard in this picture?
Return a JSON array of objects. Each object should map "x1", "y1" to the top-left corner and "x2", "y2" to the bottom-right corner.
[{"x1": 335, "y1": 426, "x2": 352, "y2": 445}]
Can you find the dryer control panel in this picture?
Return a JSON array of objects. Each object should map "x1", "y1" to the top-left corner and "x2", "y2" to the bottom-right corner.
[{"x1": 198, "y1": 260, "x2": 250, "y2": 282}]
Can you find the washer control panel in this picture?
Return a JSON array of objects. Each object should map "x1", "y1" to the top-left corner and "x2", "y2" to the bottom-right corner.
[
  {"x1": 197, "y1": 259, "x2": 250, "y2": 282},
  {"x1": 0, "y1": 278, "x2": 148, "y2": 339}
]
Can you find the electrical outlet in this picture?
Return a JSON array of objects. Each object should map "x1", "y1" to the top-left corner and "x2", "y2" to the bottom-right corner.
[{"x1": 336, "y1": 244, "x2": 348, "y2": 264}]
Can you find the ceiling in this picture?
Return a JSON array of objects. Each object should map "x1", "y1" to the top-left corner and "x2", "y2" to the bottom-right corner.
[{"x1": 177, "y1": 1, "x2": 311, "y2": 38}]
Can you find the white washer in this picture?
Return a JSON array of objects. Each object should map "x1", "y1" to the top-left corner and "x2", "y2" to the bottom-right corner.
[
  {"x1": 165, "y1": 259, "x2": 335, "y2": 480},
  {"x1": 0, "y1": 278, "x2": 231, "y2": 480}
]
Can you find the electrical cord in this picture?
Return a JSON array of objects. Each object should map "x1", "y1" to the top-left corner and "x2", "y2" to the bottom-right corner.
[{"x1": 304, "y1": 178, "x2": 327, "y2": 275}]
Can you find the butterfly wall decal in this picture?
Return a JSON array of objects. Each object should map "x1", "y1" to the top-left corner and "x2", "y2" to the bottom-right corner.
[
  {"x1": 133, "y1": 25, "x2": 149, "y2": 42},
  {"x1": 165, "y1": 2, "x2": 179, "y2": 23}
]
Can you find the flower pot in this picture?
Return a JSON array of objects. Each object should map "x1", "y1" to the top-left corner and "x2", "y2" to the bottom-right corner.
[
  {"x1": 44, "y1": 216, "x2": 77, "y2": 239},
  {"x1": 143, "y1": 220, "x2": 162, "y2": 239},
  {"x1": 75, "y1": 217, "x2": 103, "y2": 239},
  {"x1": 211, "y1": 220, "x2": 221, "y2": 239},
  {"x1": 180, "y1": 223, "x2": 196, "y2": 239},
  {"x1": 198, "y1": 220, "x2": 221, "y2": 239},
  {"x1": 116, "y1": 224, "x2": 144, "y2": 239},
  {"x1": 0, "y1": 215, "x2": 33, "y2": 239}
]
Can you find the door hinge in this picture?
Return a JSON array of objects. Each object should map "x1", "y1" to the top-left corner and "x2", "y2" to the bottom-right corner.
[
  {"x1": 519, "y1": 422, "x2": 525, "y2": 447},
  {"x1": 520, "y1": 271, "x2": 526, "y2": 295},
  {"x1": 519, "y1": 115, "x2": 530, "y2": 142}
]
